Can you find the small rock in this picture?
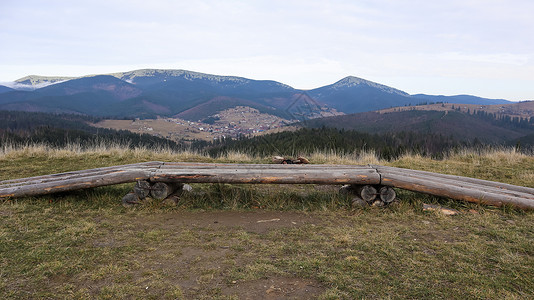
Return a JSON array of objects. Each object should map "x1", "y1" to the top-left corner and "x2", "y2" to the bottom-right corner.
[
  {"x1": 506, "y1": 219, "x2": 516, "y2": 225},
  {"x1": 371, "y1": 200, "x2": 385, "y2": 207},
  {"x1": 183, "y1": 184, "x2": 193, "y2": 192},
  {"x1": 122, "y1": 192, "x2": 140, "y2": 207}
]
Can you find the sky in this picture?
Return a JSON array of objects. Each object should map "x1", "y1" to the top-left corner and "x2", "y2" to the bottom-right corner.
[{"x1": 0, "y1": 0, "x2": 533, "y2": 101}]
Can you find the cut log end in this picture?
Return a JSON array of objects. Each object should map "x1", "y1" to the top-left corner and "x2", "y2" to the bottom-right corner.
[
  {"x1": 150, "y1": 182, "x2": 184, "y2": 200},
  {"x1": 134, "y1": 180, "x2": 151, "y2": 199},
  {"x1": 161, "y1": 184, "x2": 192, "y2": 205},
  {"x1": 357, "y1": 185, "x2": 377, "y2": 203},
  {"x1": 379, "y1": 186, "x2": 396, "y2": 203}
]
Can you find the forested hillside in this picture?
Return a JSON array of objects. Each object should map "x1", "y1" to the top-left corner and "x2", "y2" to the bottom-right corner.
[
  {"x1": 302, "y1": 110, "x2": 534, "y2": 144},
  {"x1": 3, "y1": 110, "x2": 532, "y2": 160},
  {"x1": 206, "y1": 127, "x2": 468, "y2": 160},
  {"x1": 0, "y1": 111, "x2": 193, "y2": 149}
]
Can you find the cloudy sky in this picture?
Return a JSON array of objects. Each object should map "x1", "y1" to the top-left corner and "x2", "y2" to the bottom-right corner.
[{"x1": 1, "y1": 0, "x2": 533, "y2": 100}]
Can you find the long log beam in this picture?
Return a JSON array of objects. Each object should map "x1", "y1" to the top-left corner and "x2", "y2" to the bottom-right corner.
[
  {"x1": 0, "y1": 162, "x2": 533, "y2": 210},
  {"x1": 0, "y1": 169, "x2": 152, "y2": 198},
  {"x1": 373, "y1": 165, "x2": 534, "y2": 210},
  {"x1": 150, "y1": 165, "x2": 380, "y2": 185}
]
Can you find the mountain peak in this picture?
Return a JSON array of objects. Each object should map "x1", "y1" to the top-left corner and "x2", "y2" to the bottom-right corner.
[
  {"x1": 336, "y1": 76, "x2": 370, "y2": 86},
  {"x1": 332, "y1": 76, "x2": 409, "y2": 96}
]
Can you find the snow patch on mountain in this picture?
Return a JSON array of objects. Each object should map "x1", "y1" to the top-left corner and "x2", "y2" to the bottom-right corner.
[
  {"x1": 332, "y1": 76, "x2": 409, "y2": 96},
  {"x1": 111, "y1": 69, "x2": 293, "y2": 89},
  {"x1": 3, "y1": 79, "x2": 72, "y2": 91}
]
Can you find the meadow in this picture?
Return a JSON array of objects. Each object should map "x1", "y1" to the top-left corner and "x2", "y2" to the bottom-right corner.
[{"x1": 1, "y1": 144, "x2": 533, "y2": 299}]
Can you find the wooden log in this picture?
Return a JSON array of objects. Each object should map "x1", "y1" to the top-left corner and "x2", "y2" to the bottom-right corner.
[
  {"x1": 133, "y1": 180, "x2": 151, "y2": 199},
  {"x1": 150, "y1": 168, "x2": 380, "y2": 185},
  {"x1": 0, "y1": 169, "x2": 147, "y2": 189},
  {"x1": 378, "y1": 186, "x2": 396, "y2": 203},
  {"x1": 339, "y1": 184, "x2": 354, "y2": 195},
  {"x1": 150, "y1": 182, "x2": 184, "y2": 200},
  {"x1": 375, "y1": 167, "x2": 534, "y2": 201},
  {"x1": 158, "y1": 162, "x2": 372, "y2": 170},
  {"x1": 0, "y1": 170, "x2": 151, "y2": 199},
  {"x1": 0, "y1": 161, "x2": 161, "y2": 186},
  {"x1": 1, "y1": 161, "x2": 533, "y2": 211},
  {"x1": 161, "y1": 185, "x2": 191, "y2": 205},
  {"x1": 373, "y1": 165, "x2": 534, "y2": 197},
  {"x1": 355, "y1": 185, "x2": 377, "y2": 203},
  {"x1": 378, "y1": 171, "x2": 534, "y2": 210}
]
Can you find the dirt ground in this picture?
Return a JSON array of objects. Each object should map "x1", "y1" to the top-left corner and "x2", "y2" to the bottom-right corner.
[{"x1": 91, "y1": 211, "x2": 326, "y2": 299}]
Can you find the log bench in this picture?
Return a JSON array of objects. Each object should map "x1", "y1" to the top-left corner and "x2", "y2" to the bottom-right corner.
[{"x1": 1, "y1": 162, "x2": 533, "y2": 210}]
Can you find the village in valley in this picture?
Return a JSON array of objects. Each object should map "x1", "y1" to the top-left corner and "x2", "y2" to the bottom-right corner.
[{"x1": 94, "y1": 106, "x2": 296, "y2": 141}]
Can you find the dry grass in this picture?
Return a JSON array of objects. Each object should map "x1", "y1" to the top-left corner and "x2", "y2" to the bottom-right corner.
[
  {"x1": 309, "y1": 149, "x2": 381, "y2": 165},
  {"x1": 0, "y1": 143, "x2": 385, "y2": 166},
  {"x1": 0, "y1": 142, "x2": 209, "y2": 161},
  {"x1": 1, "y1": 143, "x2": 533, "y2": 298},
  {"x1": 392, "y1": 147, "x2": 534, "y2": 188}
]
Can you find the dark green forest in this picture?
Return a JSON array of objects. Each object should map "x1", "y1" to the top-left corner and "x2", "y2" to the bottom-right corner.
[
  {"x1": 301, "y1": 110, "x2": 534, "y2": 144},
  {"x1": 205, "y1": 127, "x2": 471, "y2": 160},
  {"x1": 0, "y1": 111, "x2": 191, "y2": 150},
  {"x1": 1, "y1": 110, "x2": 531, "y2": 160}
]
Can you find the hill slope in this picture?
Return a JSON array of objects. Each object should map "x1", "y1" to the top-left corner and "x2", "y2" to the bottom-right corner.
[
  {"x1": 0, "y1": 85, "x2": 14, "y2": 94},
  {"x1": 303, "y1": 109, "x2": 534, "y2": 144},
  {"x1": 413, "y1": 94, "x2": 511, "y2": 105}
]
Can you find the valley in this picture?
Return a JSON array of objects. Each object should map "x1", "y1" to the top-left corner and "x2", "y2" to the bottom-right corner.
[{"x1": 94, "y1": 106, "x2": 297, "y2": 141}]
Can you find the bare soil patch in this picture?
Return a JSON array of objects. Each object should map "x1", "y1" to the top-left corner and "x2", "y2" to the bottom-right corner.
[
  {"x1": 222, "y1": 277, "x2": 323, "y2": 299},
  {"x1": 135, "y1": 211, "x2": 321, "y2": 234},
  {"x1": 80, "y1": 211, "x2": 326, "y2": 298}
]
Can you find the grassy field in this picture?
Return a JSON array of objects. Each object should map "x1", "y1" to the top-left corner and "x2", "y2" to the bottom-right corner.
[{"x1": 1, "y1": 144, "x2": 533, "y2": 299}]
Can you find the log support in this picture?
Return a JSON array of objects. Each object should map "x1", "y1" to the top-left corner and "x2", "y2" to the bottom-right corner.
[
  {"x1": 124, "y1": 180, "x2": 191, "y2": 206},
  {"x1": 1, "y1": 162, "x2": 534, "y2": 210},
  {"x1": 340, "y1": 184, "x2": 397, "y2": 208}
]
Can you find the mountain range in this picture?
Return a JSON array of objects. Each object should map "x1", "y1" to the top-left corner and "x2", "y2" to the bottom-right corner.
[{"x1": 0, "y1": 69, "x2": 512, "y2": 120}]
